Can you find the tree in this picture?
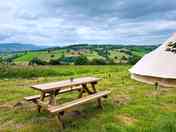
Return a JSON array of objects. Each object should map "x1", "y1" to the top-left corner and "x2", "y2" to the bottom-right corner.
[
  {"x1": 49, "y1": 58, "x2": 61, "y2": 65},
  {"x1": 74, "y1": 56, "x2": 89, "y2": 65},
  {"x1": 50, "y1": 54, "x2": 55, "y2": 58},
  {"x1": 0, "y1": 57, "x2": 3, "y2": 64},
  {"x1": 29, "y1": 57, "x2": 47, "y2": 65},
  {"x1": 4, "y1": 58, "x2": 13, "y2": 65},
  {"x1": 90, "y1": 58, "x2": 107, "y2": 65},
  {"x1": 128, "y1": 54, "x2": 141, "y2": 65},
  {"x1": 114, "y1": 56, "x2": 118, "y2": 59}
]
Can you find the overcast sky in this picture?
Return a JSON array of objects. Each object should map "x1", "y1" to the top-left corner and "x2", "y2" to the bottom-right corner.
[{"x1": 0, "y1": 0, "x2": 176, "y2": 46}]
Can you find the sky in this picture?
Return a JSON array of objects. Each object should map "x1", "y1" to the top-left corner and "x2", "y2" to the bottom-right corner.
[{"x1": 0, "y1": 0, "x2": 176, "y2": 46}]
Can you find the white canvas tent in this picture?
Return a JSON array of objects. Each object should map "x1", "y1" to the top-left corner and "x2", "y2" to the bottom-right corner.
[{"x1": 129, "y1": 33, "x2": 176, "y2": 88}]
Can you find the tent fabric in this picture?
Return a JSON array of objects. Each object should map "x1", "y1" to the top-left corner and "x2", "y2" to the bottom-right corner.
[
  {"x1": 131, "y1": 74, "x2": 176, "y2": 87},
  {"x1": 129, "y1": 33, "x2": 176, "y2": 87}
]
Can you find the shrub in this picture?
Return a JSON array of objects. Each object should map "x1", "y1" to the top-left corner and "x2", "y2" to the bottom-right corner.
[
  {"x1": 0, "y1": 57, "x2": 3, "y2": 64},
  {"x1": 50, "y1": 54, "x2": 55, "y2": 58},
  {"x1": 29, "y1": 57, "x2": 48, "y2": 65},
  {"x1": 90, "y1": 58, "x2": 107, "y2": 65},
  {"x1": 128, "y1": 54, "x2": 141, "y2": 65},
  {"x1": 3, "y1": 58, "x2": 13, "y2": 65},
  {"x1": 49, "y1": 58, "x2": 61, "y2": 65},
  {"x1": 74, "y1": 56, "x2": 89, "y2": 65}
]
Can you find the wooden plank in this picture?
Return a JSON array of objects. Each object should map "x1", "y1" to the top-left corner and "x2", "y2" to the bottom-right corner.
[
  {"x1": 48, "y1": 91, "x2": 111, "y2": 113},
  {"x1": 59, "y1": 86, "x2": 82, "y2": 93},
  {"x1": 82, "y1": 84, "x2": 93, "y2": 94},
  {"x1": 37, "y1": 92, "x2": 46, "y2": 112},
  {"x1": 49, "y1": 91, "x2": 56, "y2": 105},
  {"x1": 91, "y1": 82, "x2": 102, "y2": 108},
  {"x1": 56, "y1": 113, "x2": 65, "y2": 130},
  {"x1": 24, "y1": 94, "x2": 50, "y2": 101},
  {"x1": 37, "y1": 100, "x2": 52, "y2": 109},
  {"x1": 24, "y1": 86, "x2": 82, "y2": 101},
  {"x1": 31, "y1": 77, "x2": 101, "y2": 92}
]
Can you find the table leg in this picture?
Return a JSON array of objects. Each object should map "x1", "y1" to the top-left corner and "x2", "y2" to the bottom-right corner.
[
  {"x1": 84, "y1": 84, "x2": 93, "y2": 94},
  {"x1": 91, "y1": 82, "x2": 102, "y2": 109},
  {"x1": 78, "y1": 87, "x2": 85, "y2": 98},
  {"x1": 56, "y1": 112, "x2": 65, "y2": 131},
  {"x1": 37, "y1": 92, "x2": 46, "y2": 112},
  {"x1": 49, "y1": 91, "x2": 57, "y2": 105}
]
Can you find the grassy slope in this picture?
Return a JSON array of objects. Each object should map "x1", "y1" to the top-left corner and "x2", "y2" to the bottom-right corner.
[
  {"x1": 15, "y1": 50, "x2": 65, "y2": 64},
  {"x1": 109, "y1": 50, "x2": 129, "y2": 63},
  {"x1": 13, "y1": 47, "x2": 149, "y2": 64},
  {"x1": 0, "y1": 65, "x2": 176, "y2": 132}
]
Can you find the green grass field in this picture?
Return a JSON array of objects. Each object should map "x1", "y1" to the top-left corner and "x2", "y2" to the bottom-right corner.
[
  {"x1": 0, "y1": 65, "x2": 176, "y2": 132},
  {"x1": 0, "y1": 45, "x2": 156, "y2": 65}
]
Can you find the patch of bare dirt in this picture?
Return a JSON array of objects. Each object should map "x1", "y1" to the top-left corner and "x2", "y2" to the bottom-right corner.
[
  {"x1": 0, "y1": 104, "x2": 13, "y2": 109},
  {"x1": 145, "y1": 88, "x2": 170, "y2": 97},
  {"x1": 145, "y1": 91, "x2": 159, "y2": 97},
  {"x1": 112, "y1": 94, "x2": 130, "y2": 106},
  {"x1": 160, "y1": 103, "x2": 176, "y2": 112},
  {"x1": 0, "y1": 120, "x2": 25, "y2": 130},
  {"x1": 115, "y1": 114, "x2": 137, "y2": 126}
]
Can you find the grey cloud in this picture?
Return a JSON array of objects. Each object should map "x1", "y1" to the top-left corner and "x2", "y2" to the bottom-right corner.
[{"x1": 0, "y1": 0, "x2": 176, "y2": 45}]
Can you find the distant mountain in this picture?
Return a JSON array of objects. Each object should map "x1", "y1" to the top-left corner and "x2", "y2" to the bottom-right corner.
[{"x1": 0, "y1": 43, "x2": 47, "y2": 52}]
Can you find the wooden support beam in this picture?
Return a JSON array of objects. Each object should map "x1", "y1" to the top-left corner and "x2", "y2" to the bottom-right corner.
[
  {"x1": 56, "y1": 112, "x2": 65, "y2": 131},
  {"x1": 82, "y1": 84, "x2": 93, "y2": 95},
  {"x1": 91, "y1": 82, "x2": 102, "y2": 109},
  {"x1": 37, "y1": 92, "x2": 46, "y2": 112},
  {"x1": 49, "y1": 91, "x2": 57, "y2": 105},
  {"x1": 78, "y1": 88, "x2": 85, "y2": 98}
]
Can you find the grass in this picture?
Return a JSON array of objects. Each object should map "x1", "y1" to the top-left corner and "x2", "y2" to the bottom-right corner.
[
  {"x1": 0, "y1": 65, "x2": 176, "y2": 132},
  {"x1": 11, "y1": 47, "x2": 150, "y2": 65},
  {"x1": 15, "y1": 50, "x2": 65, "y2": 64}
]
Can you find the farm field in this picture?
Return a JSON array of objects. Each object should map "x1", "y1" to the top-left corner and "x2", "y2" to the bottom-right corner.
[
  {"x1": 0, "y1": 65, "x2": 176, "y2": 132},
  {"x1": 0, "y1": 45, "x2": 157, "y2": 65}
]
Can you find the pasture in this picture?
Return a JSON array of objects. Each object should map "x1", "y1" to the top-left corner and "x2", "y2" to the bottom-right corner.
[{"x1": 0, "y1": 65, "x2": 176, "y2": 132}]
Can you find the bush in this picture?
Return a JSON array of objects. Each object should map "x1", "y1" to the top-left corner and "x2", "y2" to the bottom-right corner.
[
  {"x1": 50, "y1": 54, "x2": 55, "y2": 58},
  {"x1": 3, "y1": 58, "x2": 13, "y2": 65},
  {"x1": 128, "y1": 54, "x2": 141, "y2": 65},
  {"x1": 49, "y1": 58, "x2": 61, "y2": 65},
  {"x1": 0, "y1": 57, "x2": 3, "y2": 64},
  {"x1": 29, "y1": 57, "x2": 48, "y2": 65},
  {"x1": 121, "y1": 55, "x2": 128, "y2": 61},
  {"x1": 74, "y1": 56, "x2": 89, "y2": 65},
  {"x1": 90, "y1": 58, "x2": 107, "y2": 65}
]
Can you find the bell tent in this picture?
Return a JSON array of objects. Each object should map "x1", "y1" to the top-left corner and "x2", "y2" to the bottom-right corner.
[{"x1": 129, "y1": 33, "x2": 176, "y2": 88}]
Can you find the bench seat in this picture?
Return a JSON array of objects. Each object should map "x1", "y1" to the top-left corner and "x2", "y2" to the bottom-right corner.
[
  {"x1": 24, "y1": 93, "x2": 50, "y2": 101},
  {"x1": 24, "y1": 86, "x2": 82, "y2": 101},
  {"x1": 48, "y1": 90, "x2": 111, "y2": 113}
]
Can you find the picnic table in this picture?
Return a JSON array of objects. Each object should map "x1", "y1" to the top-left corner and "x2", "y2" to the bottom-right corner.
[{"x1": 24, "y1": 76, "x2": 110, "y2": 129}]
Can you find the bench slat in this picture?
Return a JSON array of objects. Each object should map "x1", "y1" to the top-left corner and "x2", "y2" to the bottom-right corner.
[
  {"x1": 48, "y1": 91, "x2": 110, "y2": 113},
  {"x1": 24, "y1": 86, "x2": 82, "y2": 101},
  {"x1": 24, "y1": 93, "x2": 50, "y2": 101}
]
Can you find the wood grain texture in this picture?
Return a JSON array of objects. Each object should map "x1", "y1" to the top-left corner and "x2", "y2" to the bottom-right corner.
[
  {"x1": 24, "y1": 86, "x2": 82, "y2": 101},
  {"x1": 31, "y1": 77, "x2": 101, "y2": 92},
  {"x1": 48, "y1": 91, "x2": 111, "y2": 113}
]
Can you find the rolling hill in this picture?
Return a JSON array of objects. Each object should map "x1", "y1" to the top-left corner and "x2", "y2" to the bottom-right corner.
[{"x1": 6, "y1": 44, "x2": 157, "y2": 65}]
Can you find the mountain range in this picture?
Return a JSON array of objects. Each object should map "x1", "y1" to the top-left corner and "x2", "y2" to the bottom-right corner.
[{"x1": 0, "y1": 43, "x2": 47, "y2": 52}]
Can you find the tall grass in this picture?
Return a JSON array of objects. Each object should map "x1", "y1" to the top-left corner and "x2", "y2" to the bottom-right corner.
[
  {"x1": 0, "y1": 65, "x2": 72, "y2": 78},
  {"x1": 0, "y1": 64, "x2": 130, "y2": 78}
]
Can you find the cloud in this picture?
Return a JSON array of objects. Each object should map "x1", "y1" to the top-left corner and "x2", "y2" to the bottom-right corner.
[{"x1": 0, "y1": 0, "x2": 176, "y2": 46}]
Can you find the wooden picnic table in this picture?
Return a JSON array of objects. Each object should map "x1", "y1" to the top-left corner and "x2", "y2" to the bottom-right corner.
[
  {"x1": 24, "y1": 76, "x2": 110, "y2": 129},
  {"x1": 31, "y1": 77, "x2": 101, "y2": 105}
]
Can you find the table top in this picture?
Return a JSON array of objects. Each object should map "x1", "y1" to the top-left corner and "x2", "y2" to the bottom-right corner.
[{"x1": 31, "y1": 77, "x2": 101, "y2": 92}]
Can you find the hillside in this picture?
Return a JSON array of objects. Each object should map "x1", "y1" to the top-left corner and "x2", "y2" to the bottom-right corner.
[
  {"x1": 0, "y1": 44, "x2": 158, "y2": 65},
  {"x1": 0, "y1": 43, "x2": 46, "y2": 52}
]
